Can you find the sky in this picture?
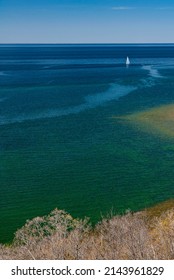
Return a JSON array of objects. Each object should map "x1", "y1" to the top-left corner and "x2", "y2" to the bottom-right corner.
[{"x1": 0, "y1": 0, "x2": 174, "y2": 43}]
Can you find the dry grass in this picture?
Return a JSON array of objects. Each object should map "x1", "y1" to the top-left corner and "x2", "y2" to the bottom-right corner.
[{"x1": 0, "y1": 205, "x2": 174, "y2": 260}]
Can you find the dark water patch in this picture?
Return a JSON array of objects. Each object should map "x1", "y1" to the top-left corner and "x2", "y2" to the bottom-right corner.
[{"x1": 1, "y1": 44, "x2": 174, "y2": 60}]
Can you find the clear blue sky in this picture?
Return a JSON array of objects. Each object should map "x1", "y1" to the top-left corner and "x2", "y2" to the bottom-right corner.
[{"x1": 0, "y1": 0, "x2": 174, "y2": 43}]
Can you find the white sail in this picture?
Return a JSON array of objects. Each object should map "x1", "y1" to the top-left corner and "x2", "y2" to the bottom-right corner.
[{"x1": 126, "y1": 56, "x2": 130, "y2": 65}]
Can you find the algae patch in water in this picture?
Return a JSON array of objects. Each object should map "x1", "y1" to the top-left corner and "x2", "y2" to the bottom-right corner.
[{"x1": 113, "y1": 104, "x2": 174, "y2": 139}]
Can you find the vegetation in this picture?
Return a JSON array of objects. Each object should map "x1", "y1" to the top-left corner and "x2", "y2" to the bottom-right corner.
[{"x1": 0, "y1": 201, "x2": 174, "y2": 260}]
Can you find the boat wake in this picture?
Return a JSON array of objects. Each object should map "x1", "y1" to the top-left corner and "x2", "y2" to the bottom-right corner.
[{"x1": 142, "y1": 65, "x2": 163, "y2": 78}]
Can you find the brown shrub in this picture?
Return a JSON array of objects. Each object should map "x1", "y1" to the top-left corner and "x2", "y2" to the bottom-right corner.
[{"x1": 0, "y1": 208, "x2": 174, "y2": 260}]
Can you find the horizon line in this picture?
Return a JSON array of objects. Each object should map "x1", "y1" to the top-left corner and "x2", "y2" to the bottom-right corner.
[{"x1": 0, "y1": 42, "x2": 174, "y2": 45}]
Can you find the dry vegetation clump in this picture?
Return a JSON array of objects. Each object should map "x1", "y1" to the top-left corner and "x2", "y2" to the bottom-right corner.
[
  {"x1": 0, "y1": 207, "x2": 174, "y2": 260},
  {"x1": 149, "y1": 210, "x2": 174, "y2": 259}
]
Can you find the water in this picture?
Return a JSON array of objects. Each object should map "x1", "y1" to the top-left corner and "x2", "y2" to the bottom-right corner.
[{"x1": 1, "y1": 44, "x2": 174, "y2": 243}]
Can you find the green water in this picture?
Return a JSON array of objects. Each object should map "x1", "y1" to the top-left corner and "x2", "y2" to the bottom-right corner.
[
  {"x1": 1, "y1": 45, "x2": 174, "y2": 243},
  {"x1": 1, "y1": 82, "x2": 174, "y2": 243}
]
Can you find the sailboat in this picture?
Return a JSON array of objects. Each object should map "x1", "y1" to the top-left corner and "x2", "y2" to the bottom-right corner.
[{"x1": 126, "y1": 56, "x2": 130, "y2": 66}]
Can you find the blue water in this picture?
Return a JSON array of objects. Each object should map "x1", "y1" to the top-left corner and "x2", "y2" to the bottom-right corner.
[{"x1": 1, "y1": 44, "x2": 174, "y2": 243}]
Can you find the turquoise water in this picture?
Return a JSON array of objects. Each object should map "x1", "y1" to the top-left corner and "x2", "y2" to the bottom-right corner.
[{"x1": 1, "y1": 44, "x2": 174, "y2": 243}]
